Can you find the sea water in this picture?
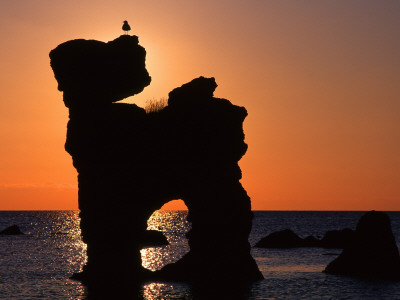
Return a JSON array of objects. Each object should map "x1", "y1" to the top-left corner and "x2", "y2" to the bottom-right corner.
[{"x1": 1, "y1": 211, "x2": 400, "y2": 299}]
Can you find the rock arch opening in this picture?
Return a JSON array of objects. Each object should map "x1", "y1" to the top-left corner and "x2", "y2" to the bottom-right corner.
[
  {"x1": 158, "y1": 199, "x2": 188, "y2": 211},
  {"x1": 141, "y1": 200, "x2": 191, "y2": 271}
]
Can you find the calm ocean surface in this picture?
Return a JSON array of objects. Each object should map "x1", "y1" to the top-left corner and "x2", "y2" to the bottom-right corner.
[{"x1": 1, "y1": 211, "x2": 400, "y2": 299}]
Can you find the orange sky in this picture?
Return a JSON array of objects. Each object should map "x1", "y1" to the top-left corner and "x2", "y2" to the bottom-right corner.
[{"x1": 0, "y1": 1, "x2": 399, "y2": 210}]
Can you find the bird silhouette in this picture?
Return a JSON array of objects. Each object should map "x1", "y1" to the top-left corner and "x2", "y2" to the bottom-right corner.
[{"x1": 122, "y1": 21, "x2": 131, "y2": 35}]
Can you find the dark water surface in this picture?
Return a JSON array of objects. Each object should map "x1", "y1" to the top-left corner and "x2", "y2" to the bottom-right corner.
[{"x1": 1, "y1": 211, "x2": 400, "y2": 299}]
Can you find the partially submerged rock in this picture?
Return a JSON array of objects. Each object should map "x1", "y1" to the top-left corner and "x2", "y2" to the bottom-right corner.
[
  {"x1": 140, "y1": 230, "x2": 168, "y2": 248},
  {"x1": 320, "y1": 228, "x2": 354, "y2": 249},
  {"x1": 0, "y1": 225, "x2": 24, "y2": 235},
  {"x1": 254, "y1": 228, "x2": 355, "y2": 249},
  {"x1": 303, "y1": 235, "x2": 321, "y2": 247},
  {"x1": 324, "y1": 211, "x2": 400, "y2": 280},
  {"x1": 254, "y1": 229, "x2": 304, "y2": 248}
]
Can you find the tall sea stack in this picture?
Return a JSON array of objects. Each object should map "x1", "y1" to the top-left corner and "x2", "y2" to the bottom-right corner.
[{"x1": 49, "y1": 34, "x2": 262, "y2": 285}]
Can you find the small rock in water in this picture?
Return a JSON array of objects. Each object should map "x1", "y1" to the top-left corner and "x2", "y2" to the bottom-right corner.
[
  {"x1": 320, "y1": 228, "x2": 355, "y2": 248},
  {"x1": 255, "y1": 227, "x2": 359, "y2": 249},
  {"x1": 324, "y1": 211, "x2": 400, "y2": 280},
  {"x1": 303, "y1": 235, "x2": 321, "y2": 247},
  {"x1": 254, "y1": 229, "x2": 304, "y2": 248},
  {"x1": 140, "y1": 230, "x2": 169, "y2": 248},
  {"x1": 0, "y1": 225, "x2": 24, "y2": 235}
]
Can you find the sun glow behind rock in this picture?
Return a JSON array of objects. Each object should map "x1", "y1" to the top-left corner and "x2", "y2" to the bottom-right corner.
[
  {"x1": 0, "y1": 1, "x2": 399, "y2": 210},
  {"x1": 159, "y1": 199, "x2": 188, "y2": 211}
]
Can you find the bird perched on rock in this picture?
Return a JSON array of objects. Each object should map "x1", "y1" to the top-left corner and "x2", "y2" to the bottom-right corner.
[{"x1": 122, "y1": 20, "x2": 131, "y2": 35}]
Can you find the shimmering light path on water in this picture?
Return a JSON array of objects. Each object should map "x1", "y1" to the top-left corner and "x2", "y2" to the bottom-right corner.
[
  {"x1": 141, "y1": 210, "x2": 190, "y2": 271},
  {"x1": 1, "y1": 211, "x2": 400, "y2": 299},
  {"x1": 0, "y1": 211, "x2": 87, "y2": 299}
]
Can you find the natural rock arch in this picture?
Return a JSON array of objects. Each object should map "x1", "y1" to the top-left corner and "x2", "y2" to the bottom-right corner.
[{"x1": 49, "y1": 34, "x2": 262, "y2": 285}]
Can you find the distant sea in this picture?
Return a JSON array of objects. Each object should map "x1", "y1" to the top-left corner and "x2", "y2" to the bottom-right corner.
[{"x1": 1, "y1": 211, "x2": 400, "y2": 299}]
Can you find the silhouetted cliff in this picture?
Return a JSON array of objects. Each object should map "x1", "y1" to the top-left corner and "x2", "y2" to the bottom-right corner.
[{"x1": 49, "y1": 35, "x2": 262, "y2": 285}]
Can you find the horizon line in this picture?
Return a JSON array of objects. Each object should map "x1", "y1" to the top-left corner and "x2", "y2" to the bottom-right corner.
[{"x1": 1, "y1": 209, "x2": 400, "y2": 212}]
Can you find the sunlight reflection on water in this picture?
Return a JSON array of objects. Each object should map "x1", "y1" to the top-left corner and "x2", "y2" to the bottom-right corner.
[
  {"x1": 0, "y1": 211, "x2": 88, "y2": 299},
  {"x1": 140, "y1": 210, "x2": 190, "y2": 271},
  {"x1": 141, "y1": 282, "x2": 193, "y2": 300},
  {"x1": 3, "y1": 211, "x2": 400, "y2": 299}
]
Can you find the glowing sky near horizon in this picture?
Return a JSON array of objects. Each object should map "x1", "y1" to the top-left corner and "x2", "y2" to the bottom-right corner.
[{"x1": 0, "y1": 1, "x2": 399, "y2": 210}]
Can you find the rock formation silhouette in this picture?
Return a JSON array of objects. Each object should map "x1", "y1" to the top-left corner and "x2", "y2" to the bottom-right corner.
[
  {"x1": 50, "y1": 35, "x2": 150, "y2": 108},
  {"x1": 49, "y1": 34, "x2": 262, "y2": 285},
  {"x1": 254, "y1": 229, "x2": 305, "y2": 248},
  {"x1": 324, "y1": 211, "x2": 400, "y2": 280},
  {"x1": 254, "y1": 228, "x2": 354, "y2": 248},
  {"x1": 320, "y1": 228, "x2": 354, "y2": 249},
  {"x1": 0, "y1": 225, "x2": 24, "y2": 235}
]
